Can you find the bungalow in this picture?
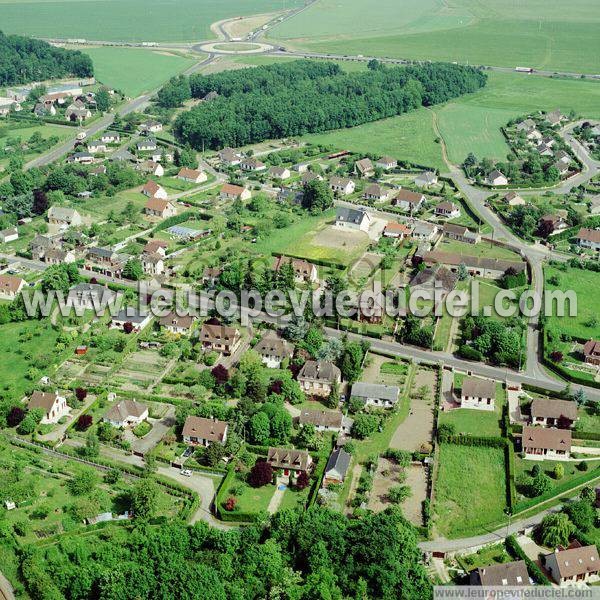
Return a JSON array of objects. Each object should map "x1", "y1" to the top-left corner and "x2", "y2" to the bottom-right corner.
[
  {"x1": 30, "y1": 234, "x2": 61, "y2": 260},
  {"x1": 526, "y1": 128, "x2": 542, "y2": 141},
  {"x1": 254, "y1": 331, "x2": 294, "y2": 368},
  {"x1": 298, "y1": 360, "x2": 341, "y2": 397},
  {"x1": 144, "y1": 240, "x2": 168, "y2": 256},
  {"x1": 177, "y1": 167, "x2": 207, "y2": 184},
  {"x1": 298, "y1": 409, "x2": 347, "y2": 433},
  {"x1": 554, "y1": 160, "x2": 569, "y2": 175},
  {"x1": 521, "y1": 426, "x2": 571, "y2": 459},
  {"x1": 47, "y1": 206, "x2": 82, "y2": 230},
  {"x1": 103, "y1": 400, "x2": 148, "y2": 428},
  {"x1": 0, "y1": 227, "x2": 18, "y2": 243},
  {"x1": 486, "y1": 170, "x2": 508, "y2": 186},
  {"x1": 110, "y1": 307, "x2": 153, "y2": 332},
  {"x1": 539, "y1": 214, "x2": 568, "y2": 235},
  {"x1": 470, "y1": 561, "x2": 529, "y2": 587},
  {"x1": 34, "y1": 102, "x2": 56, "y2": 117},
  {"x1": 273, "y1": 255, "x2": 318, "y2": 283},
  {"x1": 44, "y1": 248, "x2": 75, "y2": 265},
  {"x1": 323, "y1": 448, "x2": 352, "y2": 487},
  {"x1": 159, "y1": 312, "x2": 194, "y2": 335},
  {"x1": 144, "y1": 197, "x2": 176, "y2": 219},
  {"x1": 182, "y1": 416, "x2": 228, "y2": 447},
  {"x1": 218, "y1": 148, "x2": 242, "y2": 166},
  {"x1": 394, "y1": 189, "x2": 425, "y2": 213},
  {"x1": 583, "y1": 339, "x2": 600, "y2": 366},
  {"x1": 545, "y1": 109, "x2": 565, "y2": 126},
  {"x1": 67, "y1": 283, "x2": 119, "y2": 311},
  {"x1": 220, "y1": 183, "x2": 251, "y2": 201},
  {"x1": 202, "y1": 266, "x2": 222, "y2": 287},
  {"x1": 363, "y1": 183, "x2": 389, "y2": 202},
  {"x1": 240, "y1": 157, "x2": 266, "y2": 172},
  {"x1": 277, "y1": 187, "x2": 304, "y2": 205},
  {"x1": 555, "y1": 150, "x2": 570, "y2": 164},
  {"x1": 301, "y1": 171, "x2": 323, "y2": 186},
  {"x1": 330, "y1": 176, "x2": 355, "y2": 195},
  {"x1": 418, "y1": 250, "x2": 526, "y2": 280},
  {"x1": 412, "y1": 222, "x2": 439, "y2": 242},
  {"x1": 459, "y1": 377, "x2": 496, "y2": 411},
  {"x1": 138, "y1": 160, "x2": 164, "y2": 177},
  {"x1": 28, "y1": 391, "x2": 69, "y2": 424},
  {"x1": 141, "y1": 180, "x2": 168, "y2": 199},
  {"x1": 90, "y1": 165, "x2": 107, "y2": 176},
  {"x1": 435, "y1": 201, "x2": 460, "y2": 218},
  {"x1": 140, "y1": 120, "x2": 163, "y2": 133},
  {"x1": 136, "y1": 138, "x2": 157, "y2": 152},
  {"x1": 150, "y1": 151, "x2": 173, "y2": 163},
  {"x1": 101, "y1": 131, "x2": 120, "y2": 144},
  {"x1": 376, "y1": 156, "x2": 397, "y2": 170},
  {"x1": 545, "y1": 544, "x2": 600, "y2": 585},
  {"x1": 268, "y1": 166, "x2": 291, "y2": 180},
  {"x1": 335, "y1": 207, "x2": 371, "y2": 233},
  {"x1": 355, "y1": 157, "x2": 374, "y2": 177},
  {"x1": 199, "y1": 323, "x2": 241, "y2": 355},
  {"x1": 67, "y1": 151, "x2": 94, "y2": 165},
  {"x1": 293, "y1": 162, "x2": 310, "y2": 173},
  {"x1": 65, "y1": 105, "x2": 92, "y2": 122},
  {"x1": 415, "y1": 171, "x2": 438, "y2": 187},
  {"x1": 516, "y1": 118, "x2": 536, "y2": 133},
  {"x1": 530, "y1": 399, "x2": 578, "y2": 429},
  {"x1": 267, "y1": 447, "x2": 312, "y2": 477},
  {"x1": 503, "y1": 191, "x2": 525, "y2": 206},
  {"x1": 0, "y1": 275, "x2": 25, "y2": 299},
  {"x1": 409, "y1": 266, "x2": 458, "y2": 297},
  {"x1": 87, "y1": 141, "x2": 107, "y2": 154},
  {"x1": 443, "y1": 223, "x2": 480, "y2": 244},
  {"x1": 576, "y1": 227, "x2": 600, "y2": 251},
  {"x1": 383, "y1": 222, "x2": 412, "y2": 239},
  {"x1": 350, "y1": 382, "x2": 400, "y2": 409},
  {"x1": 140, "y1": 251, "x2": 165, "y2": 275}
]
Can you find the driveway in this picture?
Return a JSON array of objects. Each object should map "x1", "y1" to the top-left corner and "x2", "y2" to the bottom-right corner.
[{"x1": 122, "y1": 404, "x2": 175, "y2": 455}]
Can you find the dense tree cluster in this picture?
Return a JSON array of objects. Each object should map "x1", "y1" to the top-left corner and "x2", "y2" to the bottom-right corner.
[
  {"x1": 0, "y1": 31, "x2": 93, "y2": 85},
  {"x1": 18, "y1": 506, "x2": 430, "y2": 599},
  {"x1": 171, "y1": 60, "x2": 486, "y2": 149}
]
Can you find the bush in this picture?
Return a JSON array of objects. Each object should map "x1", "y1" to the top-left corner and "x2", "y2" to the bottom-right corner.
[
  {"x1": 76, "y1": 414, "x2": 93, "y2": 431},
  {"x1": 224, "y1": 496, "x2": 238, "y2": 511},
  {"x1": 248, "y1": 460, "x2": 273, "y2": 487}
]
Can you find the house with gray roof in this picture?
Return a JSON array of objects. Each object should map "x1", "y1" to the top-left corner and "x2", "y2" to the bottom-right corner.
[
  {"x1": 47, "y1": 206, "x2": 82, "y2": 230},
  {"x1": 460, "y1": 377, "x2": 496, "y2": 411},
  {"x1": 350, "y1": 382, "x2": 400, "y2": 408},
  {"x1": 298, "y1": 360, "x2": 341, "y2": 397},
  {"x1": 111, "y1": 307, "x2": 153, "y2": 332},
  {"x1": 470, "y1": 560, "x2": 530, "y2": 587},
  {"x1": 323, "y1": 448, "x2": 352, "y2": 486},
  {"x1": 334, "y1": 207, "x2": 371, "y2": 233}
]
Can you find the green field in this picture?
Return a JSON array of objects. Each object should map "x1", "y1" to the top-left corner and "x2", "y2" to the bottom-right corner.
[
  {"x1": 83, "y1": 47, "x2": 197, "y2": 96},
  {"x1": 270, "y1": 0, "x2": 600, "y2": 74},
  {"x1": 434, "y1": 443, "x2": 507, "y2": 538},
  {"x1": 302, "y1": 108, "x2": 445, "y2": 171},
  {"x1": 0, "y1": 0, "x2": 301, "y2": 42}
]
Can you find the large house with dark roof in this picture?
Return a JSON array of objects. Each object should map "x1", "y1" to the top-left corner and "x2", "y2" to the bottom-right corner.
[
  {"x1": 469, "y1": 561, "x2": 530, "y2": 587},
  {"x1": 267, "y1": 447, "x2": 312, "y2": 476},
  {"x1": 334, "y1": 207, "x2": 371, "y2": 233},
  {"x1": 199, "y1": 323, "x2": 241, "y2": 355},
  {"x1": 298, "y1": 360, "x2": 341, "y2": 397},
  {"x1": 545, "y1": 544, "x2": 600, "y2": 585},
  {"x1": 182, "y1": 416, "x2": 228, "y2": 447}
]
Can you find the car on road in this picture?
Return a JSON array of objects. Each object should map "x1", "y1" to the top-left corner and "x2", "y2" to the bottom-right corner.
[{"x1": 180, "y1": 469, "x2": 192, "y2": 477}]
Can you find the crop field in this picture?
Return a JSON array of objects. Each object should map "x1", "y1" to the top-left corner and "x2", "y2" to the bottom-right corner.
[
  {"x1": 83, "y1": 47, "x2": 197, "y2": 96},
  {"x1": 0, "y1": 0, "x2": 301, "y2": 42},
  {"x1": 269, "y1": 0, "x2": 600, "y2": 73}
]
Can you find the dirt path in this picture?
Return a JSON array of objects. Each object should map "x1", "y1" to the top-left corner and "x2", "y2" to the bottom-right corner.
[
  {"x1": 345, "y1": 463, "x2": 363, "y2": 514},
  {"x1": 267, "y1": 484, "x2": 286, "y2": 514},
  {"x1": 429, "y1": 108, "x2": 452, "y2": 173}
]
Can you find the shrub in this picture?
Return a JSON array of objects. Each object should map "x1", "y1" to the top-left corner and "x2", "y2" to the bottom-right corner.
[
  {"x1": 224, "y1": 496, "x2": 238, "y2": 511},
  {"x1": 75, "y1": 388, "x2": 88, "y2": 402},
  {"x1": 296, "y1": 471, "x2": 309, "y2": 490},
  {"x1": 76, "y1": 414, "x2": 93, "y2": 431},
  {"x1": 248, "y1": 461, "x2": 273, "y2": 487},
  {"x1": 7, "y1": 406, "x2": 25, "y2": 427}
]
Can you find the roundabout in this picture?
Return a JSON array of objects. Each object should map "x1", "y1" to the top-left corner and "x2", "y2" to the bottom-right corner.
[{"x1": 198, "y1": 41, "x2": 274, "y2": 55}]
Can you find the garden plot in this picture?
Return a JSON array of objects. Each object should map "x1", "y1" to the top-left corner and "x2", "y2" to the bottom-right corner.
[
  {"x1": 349, "y1": 252, "x2": 382, "y2": 283},
  {"x1": 79, "y1": 363, "x2": 112, "y2": 386},
  {"x1": 113, "y1": 350, "x2": 169, "y2": 392},
  {"x1": 298, "y1": 226, "x2": 371, "y2": 266}
]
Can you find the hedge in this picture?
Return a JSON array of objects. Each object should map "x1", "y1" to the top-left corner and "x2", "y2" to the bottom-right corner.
[
  {"x1": 270, "y1": 251, "x2": 345, "y2": 271},
  {"x1": 573, "y1": 430, "x2": 600, "y2": 442},
  {"x1": 152, "y1": 211, "x2": 199, "y2": 233},
  {"x1": 437, "y1": 434, "x2": 506, "y2": 448},
  {"x1": 213, "y1": 464, "x2": 257, "y2": 523},
  {"x1": 505, "y1": 535, "x2": 552, "y2": 585}
]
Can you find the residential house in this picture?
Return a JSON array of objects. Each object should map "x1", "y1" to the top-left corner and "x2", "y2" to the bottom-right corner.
[
  {"x1": 101, "y1": 131, "x2": 120, "y2": 144},
  {"x1": 355, "y1": 157, "x2": 374, "y2": 177},
  {"x1": 140, "y1": 251, "x2": 165, "y2": 275},
  {"x1": 469, "y1": 561, "x2": 530, "y2": 587},
  {"x1": 34, "y1": 102, "x2": 56, "y2": 117},
  {"x1": 350, "y1": 382, "x2": 400, "y2": 409},
  {"x1": 28, "y1": 391, "x2": 69, "y2": 424},
  {"x1": 409, "y1": 266, "x2": 458, "y2": 299},
  {"x1": 530, "y1": 399, "x2": 578, "y2": 429},
  {"x1": 198, "y1": 323, "x2": 241, "y2": 355},
  {"x1": 65, "y1": 104, "x2": 92, "y2": 122},
  {"x1": 182, "y1": 416, "x2": 228, "y2": 447},
  {"x1": 240, "y1": 157, "x2": 266, "y2": 172},
  {"x1": 330, "y1": 176, "x2": 355, "y2": 195},
  {"x1": 150, "y1": 150, "x2": 173, "y2": 163},
  {"x1": 47, "y1": 206, "x2": 82, "y2": 230},
  {"x1": 144, "y1": 197, "x2": 176, "y2": 219},
  {"x1": 535, "y1": 142, "x2": 553, "y2": 157},
  {"x1": 435, "y1": 201, "x2": 460, "y2": 218},
  {"x1": 67, "y1": 151, "x2": 94, "y2": 164},
  {"x1": 44, "y1": 248, "x2": 75, "y2": 265},
  {"x1": 415, "y1": 171, "x2": 438, "y2": 187},
  {"x1": 503, "y1": 191, "x2": 525, "y2": 206},
  {"x1": 141, "y1": 180, "x2": 167, "y2": 199},
  {"x1": 363, "y1": 183, "x2": 389, "y2": 202},
  {"x1": 301, "y1": 171, "x2": 323, "y2": 186},
  {"x1": 0, "y1": 227, "x2": 18, "y2": 243},
  {"x1": 273, "y1": 255, "x2": 318, "y2": 283},
  {"x1": 177, "y1": 167, "x2": 207, "y2": 184},
  {"x1": 139, "y1": 160, "x2": 164, "y2": 177},
  {"x1": 87, "y1": 141, "x2": 107, "y2": 154},
  {"x1": 376, "y1": 156, "x2": 397, "y2": 170},
  {"x1": 539, "y1": 213, "x2": 568, "y2": 235},
  {"x1": 459, "y1": 377, "x2": 496, "y2": 411},
  {"x1": 140, "y1": 120, "x2": 163, "y2": 133},
  {"x1": 516, "y1": 118, "x2": 536, "y2": 133},
  {"x1": 143, "y1": 240, "x2": 168, "y2": 256},
  {"x1": 298, "y1": 410, "x2": 349, "y2": 434},
  {"x1": 218, "y1": 148, "x2": 242, "y2": 166},
  {"x1": 87, "y1": 246, "x2": 118, "y2": 265},
  {"x1": 545, "y1": 544, "x2": 600, "y2": 585},
  {"x1": 323, "y1": 448, "x2": 352, "y2": 486},
  {"x1": 394, "y1": 189, "x2": 425, "y2": 213},
  {"x1": 576, "y1": 228, "x2": 600, "y2": 251},
  {"x1": 67, "y1": 283, "x2": 119, "y2": 311},
  {"x1": 90, "y1": 165, "x2": 107, "y2": 176},
  {"x1": 527, "y1": 128, "x2": 542, "y2": 141},
  {"x1": 136, "y1": 137, "x2": 157, "y2": 152},
  {"x1": 412, "y1": 222, "x2": 439, "y2": 242},
  {"x1": 110, "y1": 307, "x2": 153, "y2": 332},
  {"x1": 554, "y1": 160, "x2": 569, "y2": 175},
  {"x1": 202, "y1": 266, "x2": 222, "y2": 287},
  {"x1": 277, "y1": 187, "x2": 304, "y2": 205},
  {"x1": 267, "y1": 447, "x2": 312, "y2": 477},
  {"x1": 0, "y1": 275, "x2": 25, "y2": 299},
  {"x1": 383, "y1": 222, "x2": 412, "y2": 239},
  {"x1": 486, "y1": 170, "x2": 508, "y2": 186},
  {"x1": 293, "y1": 162, "x2": 310, "y2": 173},
  {"x1": 254, "y1": 331, "x2": 294, "y2": 368},
  {"x1": 545, "y1": 109, "x2": 565, "y2": 126},
  {"x1": 30, "y1": 234, "x2": 60, "y2": 260},
  {"x1": 159, "y1": 312, "x2": 194, "y2": 335},
  {"x1": 583, "y1": 339, "x2": 600, "y2": 366},
  {"x1": 334, "y1": 207, "x2": 371, "y2": 232},
  {"x1": 220, "y1": 183, "x2": 251, "y2": 201},
  {"x1": 443, "y1": 223, "x2": 480, "y2": 244},
  {"x1": 298, "y1": 360, "x2": 342, "y2": 397},
  {"x1": 521, "y1": 426, "x2": 571, "y2": 459},
  {"x1": 555, "y1": 150, "x2": 570, "y2": 164},
  {"x1": 417, "y1": 250, "x2": 526, "y2": 279},
  {"x1": 103, "y1": 400, "x2": 148, "y2": 428},
  {"x1": 268, "y1": 166, "x2": 290, "y2": 180}
]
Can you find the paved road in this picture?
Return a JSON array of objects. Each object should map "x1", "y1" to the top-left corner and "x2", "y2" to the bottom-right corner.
[{"x1": 0, "y1": 571, "x2": 14, "y2": 600}]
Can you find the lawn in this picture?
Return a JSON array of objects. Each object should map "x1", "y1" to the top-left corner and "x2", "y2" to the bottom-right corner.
[
  {"x1": 270, "y1": 0, "x2": 600, "y2": 74},
  {"x1": 301, "y1": 108, "x2": 446, "y2": 171},
  {"x1": 226, "y1": 477, "x2": 276, "y2": 514},
  {"x1": 278, "y1": 485, "x2": 310, "y2": 511},
  {"x1": 544, "y1": 266, "x2": 600, "y2": 341},
  {"x1": 133, "y1": 420, "x2": 152, "y2": 438},
  {"x1": 434, "y1": 443, "x2": 507, "y2": 538},
  {"x1": 83, "y1": 47, "x2": 197, "y2": 97},
  {"x1": 0, "y1": 0, "x2": 301, "y2": 42}
]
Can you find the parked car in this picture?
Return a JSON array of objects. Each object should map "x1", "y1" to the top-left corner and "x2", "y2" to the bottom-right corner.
[{"x1": 180, "y1": 469, "x2": 192, "y2": 477}]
